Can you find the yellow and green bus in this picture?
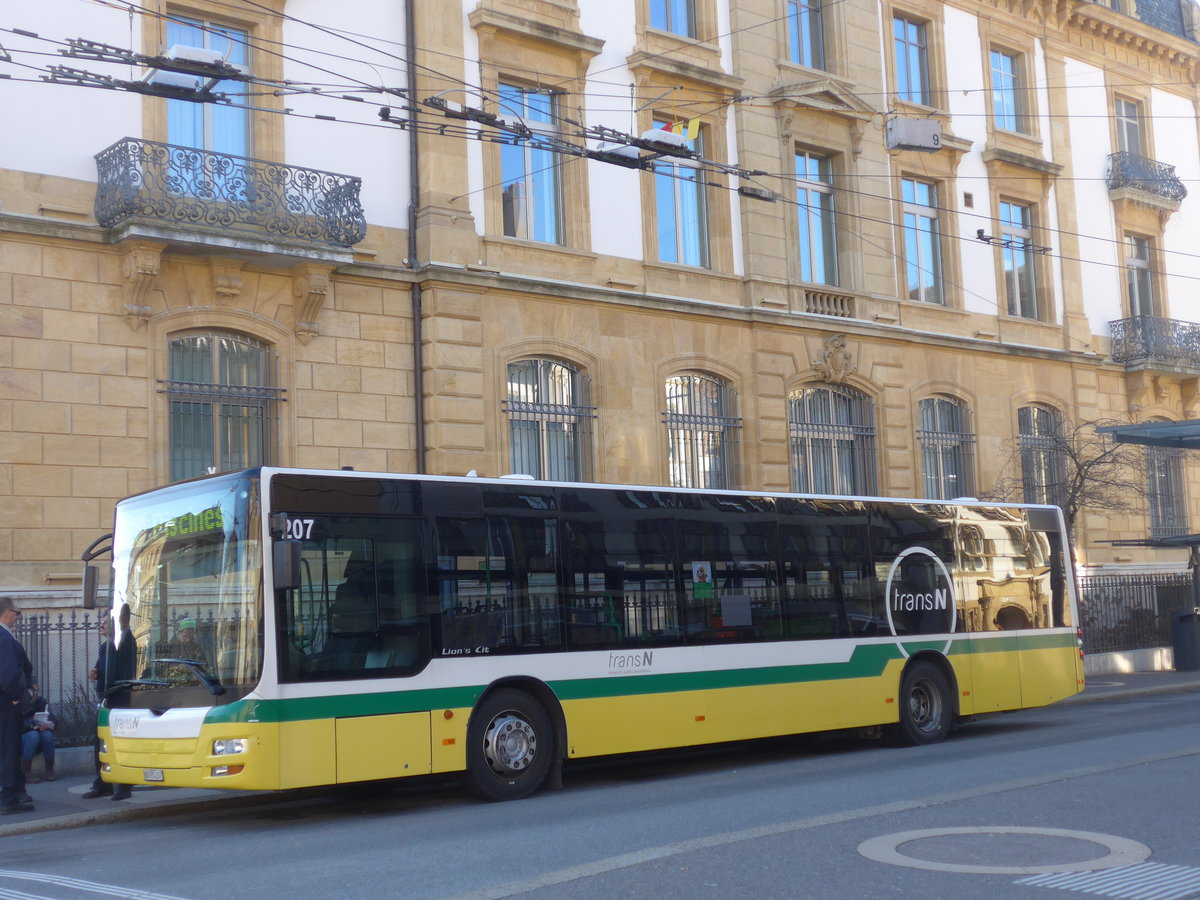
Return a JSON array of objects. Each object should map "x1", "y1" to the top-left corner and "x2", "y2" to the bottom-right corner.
[{"x1": 96, "y1": 467, "x2": 1083, "y2": 801}]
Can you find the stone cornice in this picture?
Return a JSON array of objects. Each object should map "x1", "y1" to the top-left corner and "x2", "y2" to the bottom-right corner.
[{"x1": 971, "y1": 0, "x2": 1200, "y2": 80}]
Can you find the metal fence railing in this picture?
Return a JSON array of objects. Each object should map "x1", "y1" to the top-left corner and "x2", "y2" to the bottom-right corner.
[
  {"x1": 1077, "y1": 571, "x2": 1194, "y2": 654},
  {"x1": 14, "y1": 612, "x2": 104, "y2": 748}
]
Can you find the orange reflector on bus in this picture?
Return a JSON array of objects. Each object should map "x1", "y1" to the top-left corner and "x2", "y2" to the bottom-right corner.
[
  {"x1": 695, "y1": 715, "x2": 706, "y2": 722},
  {"x1": 442, "y1": 738, "x2": 456, "y2": 746},
  {"x1": 885, "y1": 698, "x2": 894, "y2": 704}
]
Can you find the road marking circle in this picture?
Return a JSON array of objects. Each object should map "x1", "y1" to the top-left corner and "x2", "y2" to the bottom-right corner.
[{"x1": 857, "y1": 826, "x2": 1151, "y2": 875}]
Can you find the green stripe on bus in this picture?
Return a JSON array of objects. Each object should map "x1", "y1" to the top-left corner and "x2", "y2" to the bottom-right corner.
[{"x1": 155, "y1": 631, "x2": 1077, "y2": 726}]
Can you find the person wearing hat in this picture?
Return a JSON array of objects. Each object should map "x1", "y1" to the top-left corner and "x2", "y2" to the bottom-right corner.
[{"x1": 167, "y1": 618, "x2": 207, "y2": 666}]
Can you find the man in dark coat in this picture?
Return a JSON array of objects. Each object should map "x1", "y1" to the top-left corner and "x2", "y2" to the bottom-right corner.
[
  {"x1": 84, "y1": 604, "x2": 137, "y2": 801},
  {"x1": 0, "y1": 598, "x2": 33, "y2": 814}
]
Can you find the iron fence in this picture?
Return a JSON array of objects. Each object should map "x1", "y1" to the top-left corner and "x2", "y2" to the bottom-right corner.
[
  {"x1": 14, "y1": 612, "x2": 104, "y2": 748},
  {"x1": 1077, "y1": 571, "x2": 1194, "y2": 654}
]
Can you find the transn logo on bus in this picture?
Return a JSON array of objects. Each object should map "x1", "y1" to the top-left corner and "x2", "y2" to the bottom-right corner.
[
  {"x1": 608, "y1": 651, "x2": 653, "y2": 674},
  {"x1": 884, "y1": 546, "x2": 956, "y2": 657}
]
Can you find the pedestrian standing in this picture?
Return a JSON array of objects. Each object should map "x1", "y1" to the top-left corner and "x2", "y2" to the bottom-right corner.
[
  {"x1": 0, "y1": 598, "x2": 34, "y2": 815},
  {"x1": 84, "y1": 604, "x2": 138, "y2": 801},
  {"x1": 82, "y1": 616, "x2": 114, "y2": 799}
]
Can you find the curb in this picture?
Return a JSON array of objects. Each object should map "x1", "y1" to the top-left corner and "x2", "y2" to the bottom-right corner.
[
  {"x1": 1060, "y1": 681, "x2": 1200, "y2": 705},
  {"x1": 0, "y1": 790, "x2": 271, "y2": 838}
]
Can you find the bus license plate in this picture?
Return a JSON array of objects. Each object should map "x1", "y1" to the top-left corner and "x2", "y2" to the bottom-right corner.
[{"x1": 143, "y1": 768, "x2": 164, "y2": 782}]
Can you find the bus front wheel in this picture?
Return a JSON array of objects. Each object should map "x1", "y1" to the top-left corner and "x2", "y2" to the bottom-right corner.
[
  {"x1": 466, "y1": 688, "x2": 555, "y2": 801},
  {"x1": 892, "y1": 660, "x2": 952, "y2": 745}
]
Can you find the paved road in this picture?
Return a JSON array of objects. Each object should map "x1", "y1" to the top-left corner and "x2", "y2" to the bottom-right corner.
[{"x1": 0, "y1": 674, "x2": 1196, "y2": 899}]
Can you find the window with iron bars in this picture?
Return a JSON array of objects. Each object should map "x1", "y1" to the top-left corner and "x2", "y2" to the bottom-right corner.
[
  {"x1": 504, "y1": 359, "x2": 594, "y2": 481},
  {"x1": 162, "y1": 332, "x2": 283, "y2": 482},
  {"x1": 918, "y1": 396, "x2": 975, "y2": 500},
  {"x1": 664, "y1": 373, "x2": 740, "y2": 489},
  {"x1": 788, "y1": 384, "x2": 877, "y2": 495},
  {"x1": 1146, "y1": 442, "x2": 1188, "y2": 539},
  {"x1": 1018, "y1": 405, "x2": 1067, "y2": 508}
]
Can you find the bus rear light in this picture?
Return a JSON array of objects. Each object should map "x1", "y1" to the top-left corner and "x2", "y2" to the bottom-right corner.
[{"x1": 1077, "y1": 626, "x2": 1085, "y2": 659}]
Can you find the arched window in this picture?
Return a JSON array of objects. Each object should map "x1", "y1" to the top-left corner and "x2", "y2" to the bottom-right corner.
[
  {"x1": 1018, "y1": 405, "x2": 1066, "y2": 508},
  {"x1": 663, "y1": 373, "x2": 740, "y2": 489},
  {"x1": 504, "y1": 359, "x2": 594, "y2": 481},
  {"x1": 788, "y1": 384, "x2": 876, "y2": 495},
  {"x1": 917, "y1": 396, "x2": 975, "y2": 499},
  {"x1": 165, "y1": 332, "x2": 282, "y2": 482},
  {"x1": 1145, "y1": 419, "x2": 1188, "y2": 538}
]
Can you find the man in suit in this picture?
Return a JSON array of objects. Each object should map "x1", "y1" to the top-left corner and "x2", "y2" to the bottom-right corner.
[{"x1": 0, "y1": 598, "x2": 34, "y2": 814}]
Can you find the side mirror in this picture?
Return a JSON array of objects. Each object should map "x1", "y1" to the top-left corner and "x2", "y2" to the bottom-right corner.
[
  {"x1": 82, "y1": 564, "x2": 99, "y2": 610},
  {"x1": 81, "y1": 533, "x2": 113, "y2": 611},
  {"x1": 273, "y1": 540, "x2": 302, "y2": 592}
]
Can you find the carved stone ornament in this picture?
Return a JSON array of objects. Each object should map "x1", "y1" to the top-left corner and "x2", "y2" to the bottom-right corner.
[
  {"x1": 119, "y1": 241, "x2": 165, "y2": 330},
  {"x1": 813, "y1": 334, "x2": 857, "y2": 384},
  {"x1": 292, "y1": 263, "x2": 334, "y2": 344},
  {"x1": 211, "y1": 260, "x2": 245, "y2": 307}
]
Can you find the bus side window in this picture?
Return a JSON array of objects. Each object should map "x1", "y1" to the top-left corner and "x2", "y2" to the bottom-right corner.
[{"x1": 779, "y1": 499, "x2": 870, "y2": 640}]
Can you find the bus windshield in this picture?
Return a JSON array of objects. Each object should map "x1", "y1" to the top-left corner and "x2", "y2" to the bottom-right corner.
[{"x1": 110, "y1": 473, "x2": 263, "y2": 707}]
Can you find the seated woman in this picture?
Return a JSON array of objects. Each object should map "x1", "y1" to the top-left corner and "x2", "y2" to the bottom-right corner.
[{"x1": 21, "y1": 689, "x2": 56, "y2": 783}]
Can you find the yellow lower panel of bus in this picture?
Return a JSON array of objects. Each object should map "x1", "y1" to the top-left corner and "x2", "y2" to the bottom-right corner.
[
  {"x1": 335, "y1": 713, "x2": 432, "y2": 784},
  {"x1": 1019, "y1": 641, "x2": 1085, "y2": 707},
  {"x1": 562, "y1": 671, "x2": 906, "y2": 759}
]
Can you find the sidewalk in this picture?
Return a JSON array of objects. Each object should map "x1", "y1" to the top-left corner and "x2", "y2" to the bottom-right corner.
[{"x1": 1, "y1": 669, "x2": 1198, "y2": 837}]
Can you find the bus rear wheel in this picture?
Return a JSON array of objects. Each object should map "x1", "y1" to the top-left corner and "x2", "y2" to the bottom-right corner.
[
  {"x1": 891, "y1": 660, "x2": 952, "y2": 745},
  {"x1": 466, "y1": 688, "x2": 555, "y2": 801}
]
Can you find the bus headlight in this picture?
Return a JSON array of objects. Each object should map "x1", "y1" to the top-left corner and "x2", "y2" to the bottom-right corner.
[
  {"x1": 212, "y1": 738, "x2": 248, "y2": 756},
  {"x1": 98, "y1": 739, "x2": 107, "y2": 754}
]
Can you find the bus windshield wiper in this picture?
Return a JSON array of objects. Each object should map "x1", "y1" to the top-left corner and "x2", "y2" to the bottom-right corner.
[
  {"x1": 153, "y1": 658, "x2": 227, "y2": 696},
  {"x1": 102, "y1": 678, "x2": 169, "y2": 698}
]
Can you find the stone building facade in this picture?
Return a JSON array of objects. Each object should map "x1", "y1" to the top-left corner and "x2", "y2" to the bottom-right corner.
[{"x1": 2, "y1": 0, "x2": 1199, "y2": 605}]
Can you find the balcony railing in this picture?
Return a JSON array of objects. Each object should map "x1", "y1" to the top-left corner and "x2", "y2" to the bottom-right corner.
[
  {"x1": 94, "y1": 138, "x2": 366, "y2": 248},
  {"x1": 1110, "y1": 315, "x2": 1200, "y2": 370},
  {"x1": 1106, "y1": 151, "x2": 1188, "y2": 203}
]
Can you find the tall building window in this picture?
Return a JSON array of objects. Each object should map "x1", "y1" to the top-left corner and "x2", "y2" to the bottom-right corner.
[
  {"x1": 893, "y1": 15, "x2": 929, "y2": 105},
  {"x1": 1114, "y1": 97, "x2": 1142, "y2": 154},
  {"x1": 164, "y1": 332, "x2": 282, "y2": 482},
  {"x1": 795, "y1": 151, "x2": 837, "y2": 285},
  {"x1": 1125, "y1": 234, "x2": 1156, "y2": 318},
  {"x1": 990, "y1": 49, "x2": 1024, "y2": 132},
  {"x1": 1018, "y1": 405, "x2": 1066, "y2": 508},
  {"x1": 918, "y1": 396, "x2": 974, "y2": 500},
  {"x1": 1000, "y1": 201, "x2": 1038, "y2": 319},
  {"x1": 654, "y1": 121, "x2": 708, "y2": 267},
  {"x1": 788, "y1": 0, "x2": 824, "y2": 69},
  {"x1": 651, "y1": 0, "x2": 695, "y2": 36},
  {"x1": 902, "y1": 178, "x2": 942, "y2": 304},
  {"x1": 664, "y1": 373, "x2": 740, "y2": 489},
  {"x1": 1146, "y1": 440, "x2": 1188, "y2": 539},
  {"x1": 166, "y1": 17, "x2": 249, "y2": 158},
  {"x1": 499, "y1": 84, "x2": 562, "y2": 244},
  {"x1": 504, "y1": 359, "x2": 594, "y2": 481},
  {"x1": 788, "y1": 385, "x2": 877, "y2": 495}
]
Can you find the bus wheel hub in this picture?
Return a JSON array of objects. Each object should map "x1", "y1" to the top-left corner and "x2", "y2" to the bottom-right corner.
[{"x1": 484, "y1": 714, "x2": 537, "y2": 775}]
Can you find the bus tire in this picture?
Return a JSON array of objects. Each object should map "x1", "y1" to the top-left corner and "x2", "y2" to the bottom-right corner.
[
  {"x1": 891, "y1": 660, "x2": 952, "y2": 745},
  {"x1": 466, "y1": 688, "x2": 555, "y2": 802}
]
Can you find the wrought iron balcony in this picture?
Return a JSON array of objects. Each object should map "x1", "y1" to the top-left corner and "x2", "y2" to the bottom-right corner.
[
  {"x1": 1110, "y1": 315, "x2": 1200, "y2": 371},
  {"x1": 1106, "y1": 152, "x2": 1187, "y2": 203},
  {"x1": 94, "y1": 138, "x2": 366, "y2": 248}
]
